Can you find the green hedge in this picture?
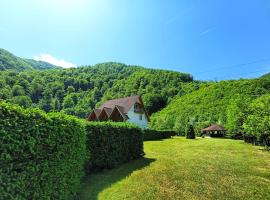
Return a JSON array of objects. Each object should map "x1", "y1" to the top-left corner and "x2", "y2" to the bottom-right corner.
[
  {"x1": 143, "y1": 129, "x2": 176, "y2": 141},
  {"x1": 85, "y1": 122, "x2": 144, "y2": 171},
  {"x1": 0, "y1": 102, "x2": 87, "y2": 199},
  {"x1": 1, "y1": 102, "x2": 146, "y2": 198}
]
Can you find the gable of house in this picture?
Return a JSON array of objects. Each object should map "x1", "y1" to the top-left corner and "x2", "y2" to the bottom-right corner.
[
  {"x1": 98, "y1": 109, "x2": 109, "y2": 121},
  {"x1": 87, "y1": 109, "x2": 101, "y2": 121},
  {"x1": 87, "y1": 95, "x2": 149, "y2": 128},
  {"x1": 99, "y1": 95, "x2": 149, "y2": 121},
  {"x1": 109, "y1": 106, "x2": 126, "y2": 122}
]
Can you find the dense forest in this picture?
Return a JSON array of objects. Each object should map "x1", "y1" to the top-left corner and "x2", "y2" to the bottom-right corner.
[
  {"x1": 0, "y1": 50, "x2": 197, "y2": 118},
  {"x1": 1, "y1": 48, "x2": 269, "y2": 146},
  {"x1": 150, "y1": 78, "x2": 270, "y2": 145}
]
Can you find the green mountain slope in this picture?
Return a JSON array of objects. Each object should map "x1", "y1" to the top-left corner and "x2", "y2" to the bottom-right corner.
[
  {"x1": 1, "y1": 47, "x2": 269, "y2": 128},
  {"x1": 0, "y1": 62, "x2": 197, "y2": 118},
  {"x1": 99, "y1": 68, "x2": 200, "y2": 114},
  {"x1": 261, "y1": 72, "x2": 270, "y2": 79},
  {"x1": 24, "y1": 58, "x2": 59, "y2": 70},
  {"x1": 0, "y1": 48, "x2": 57, "y2": 71},
  {"x1": 150, "y1": 78, "x2": 270, "y2": 136}
]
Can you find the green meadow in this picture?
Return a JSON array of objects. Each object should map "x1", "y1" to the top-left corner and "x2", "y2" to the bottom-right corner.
[{"x1": 78, "y1": 137, "x2": 270, "y2": 200}]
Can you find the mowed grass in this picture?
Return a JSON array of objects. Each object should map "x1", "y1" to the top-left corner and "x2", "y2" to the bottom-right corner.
[{"x1": 77, "y1": 137, "x2": 270, "y2": 200}]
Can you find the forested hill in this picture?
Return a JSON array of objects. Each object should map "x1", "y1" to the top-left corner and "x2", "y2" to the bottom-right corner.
[
  {"x1": 261, "y1": 72, "x2": 270, "y2": 79},
  {"x1": 0, "y1": 62, "x2": 196, "y2": 118},
  {"x1": 0, "y1": 48, "x2": 58, "y2": 71},
  {"x1": 1, "y1": 47, "x2": 269, "y2": 125},
  {"x1": 150, "y1": 77, "x2": 270, "y2": 137}
]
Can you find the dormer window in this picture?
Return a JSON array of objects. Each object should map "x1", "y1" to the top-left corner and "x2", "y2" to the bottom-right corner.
[{"x1": 134, "y1": 103, "x2": 143, "y2": 113}]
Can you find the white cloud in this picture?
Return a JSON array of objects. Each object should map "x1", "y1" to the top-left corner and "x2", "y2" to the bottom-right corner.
[{"x1": 33, "y1": 54, "x2": 77, "y2": 68}]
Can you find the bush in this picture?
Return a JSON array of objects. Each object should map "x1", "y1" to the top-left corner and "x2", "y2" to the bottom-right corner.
[
  {"x1": 186, "y1": 124, "x2": 196, "y2": 139},
  {"x1": 243, "y1": 94, "x2": 270, "y2": 149},
  {"x1": 85, "y1": 122, "x2": 144, "y2": 172},
  {"x1": 0, "y1": 102, "x2": 87, "y2": 199},
  {"x1": 143, "y1": 129, "x2": 176, "y2": 141}
]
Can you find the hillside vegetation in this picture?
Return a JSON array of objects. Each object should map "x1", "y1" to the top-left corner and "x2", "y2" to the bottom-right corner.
[
  {"x1": 150, "y1": 78, "x2": 270, "y2": 142},
  {"x1": 0, "y1": 48, "x2": 57, "y2": 71},
  {"x1": 0, "y1": 61, "x2": 197, "y2": 118},
  {"x1": 1, "y1": 48, "x2": 269, "y2": 145}
]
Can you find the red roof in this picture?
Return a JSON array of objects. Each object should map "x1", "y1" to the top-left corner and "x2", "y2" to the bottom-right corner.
[
  {"x1": 103, "y1": 107, "x2": 113, "y2": 116},
  {"x1": 93, "y1": 108, "x2": 102, "y2": 116},
  {"x1": 99, "y1": 95, "x2": 141, "y2": 114},
  {"x1": 110, "y1": 106, "x2": 128, "y2": 121},
  {"x1": 87, "y1": 95, "x2": 150, "y2": 122},
  {"x1": 202, "y1": 124, "x2": 226, "y2": 132}
]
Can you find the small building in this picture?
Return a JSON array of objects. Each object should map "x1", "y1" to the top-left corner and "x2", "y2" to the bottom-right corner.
[
  {"x1": 87, "y1": 95, "x2": 149, "y2": 129},
  {"x1": 202, "y1": 124, "x2": 226, "y2": 137}
]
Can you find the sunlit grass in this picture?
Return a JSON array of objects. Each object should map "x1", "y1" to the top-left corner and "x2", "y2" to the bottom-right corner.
[{"x1": 78, "y1": 137, "x2": 270, "y2": 200}]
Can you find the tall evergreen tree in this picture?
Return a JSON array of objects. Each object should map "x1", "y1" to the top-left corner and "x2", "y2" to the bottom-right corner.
[{"x1": 186, "y1": 124, "x2": 196, "y2": 139}]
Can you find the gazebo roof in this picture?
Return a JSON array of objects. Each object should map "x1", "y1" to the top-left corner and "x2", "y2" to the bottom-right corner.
[{"x1": 202, "y1": 124, "x2": 226, "y2": 132}]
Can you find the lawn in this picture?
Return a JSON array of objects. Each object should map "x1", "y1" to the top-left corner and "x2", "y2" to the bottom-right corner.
[{"x1": 77, "y1": 137, "x2": 270, "y2": 200}]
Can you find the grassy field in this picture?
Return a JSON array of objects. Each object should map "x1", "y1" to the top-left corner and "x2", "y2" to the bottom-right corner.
[{"x1": 77, "y1": 137, "x2": 270, "y2": 200}]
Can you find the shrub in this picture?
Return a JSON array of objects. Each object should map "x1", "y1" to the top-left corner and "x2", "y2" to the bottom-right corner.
[
  {"x1": 243, "y1": 94, "x2": 270, "y2": 149},
  {"x1": 85, "y1": 122, "x2": 144, "y2": 172},
  {"x1": 0, "y1": 102, "x2": 87, "y2": 199},
  {"x1": 143, "y1": 129, "x2": 176, "y2": 141},
  {"x1": 186, "y1": 124, "x2": 196, "y2": 139}
]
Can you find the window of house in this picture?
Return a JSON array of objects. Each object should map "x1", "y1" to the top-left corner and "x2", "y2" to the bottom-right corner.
[
  {"x1": 139, "y1": 114, "x2": 142, "y2": 120},
  {"x1": 134, "y1": 103, "x2": 142, "y2": 113}
]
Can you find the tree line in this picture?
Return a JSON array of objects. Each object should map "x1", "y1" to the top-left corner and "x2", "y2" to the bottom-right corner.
[
  {"x1": 0, "y1": 62, "x2": 195, "y2": 118},
  {"x1": 150, "y1": 78, "x2": 270, "y2": 148}
]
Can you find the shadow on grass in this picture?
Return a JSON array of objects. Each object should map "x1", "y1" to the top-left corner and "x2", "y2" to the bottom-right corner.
[{"x1": 76, "y1": 157, "x2": 155, "y2": 200}]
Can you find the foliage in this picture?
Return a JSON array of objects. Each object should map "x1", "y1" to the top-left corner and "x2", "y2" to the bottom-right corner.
[
  {"x1": 0, "y1": 62, "x2": 197, "y2": 118},
  {"x1": 85, "y1": 121, "x2": 144, "y2": 172},
  {"x1": 143, "y1": 129, "x2": 176, "y2": 141},
  {"x1": 185, "y1": 124, "x2": 196, "y2": 139},
  {"x1": 99, "y1": 69, "x2": 195, "y2": 115},
  {"x1": 0, "y1": 48, "x2": 57, "y2": 71},
  {"x1": 0, "y1": 101, "x2": 147, "y2": 198},
  {"x1": 9, "y1": 95, "x2": 32, "y2": 108},
  {"x1": 225, "y1": 95, "x2": 252, "y2": 139},
  {"x1": 260, "y1": 72, "x2": 270, "y2": 79},
  {"x1": 243, "y1": 94, "x2": 270, "y2": 149},
  {"x1": 0, "y1": 102, "x2": 87, "y2": 199},
  {"x1": 150, "y1": 79, "x2": 270, "y2": 137}
]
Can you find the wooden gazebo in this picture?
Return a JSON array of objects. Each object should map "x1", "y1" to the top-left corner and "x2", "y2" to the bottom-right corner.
[{"x1": 202, "y1": 124, "x2": 226, "y2": 137}]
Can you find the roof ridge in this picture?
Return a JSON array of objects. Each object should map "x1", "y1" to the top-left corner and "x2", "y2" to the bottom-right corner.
[
  {"x1": 105, "y1": 95, "x2": 140, "y2": 101},
  {"x1": 103, "y1": 107, "x2": 112, "y2": 109}
]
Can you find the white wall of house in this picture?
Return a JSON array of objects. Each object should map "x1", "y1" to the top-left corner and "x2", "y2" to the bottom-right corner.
[{"x1": 127, "y1": 104, "x2": 148, "y2": 129}]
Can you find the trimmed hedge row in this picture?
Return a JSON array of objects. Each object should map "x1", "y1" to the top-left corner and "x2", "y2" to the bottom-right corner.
[
  {"x1": 0, "y1": 102, "x2": 87, "y2": 200},
  {"x1": 85, "y1": 122, "x2": 144, "y2": 171},
  {"x1": 143, "y1": 129, "x2": 176, "y2": 141},
  {"x1": 1, "y1": 102, "x2": 145, "y2": 198}
]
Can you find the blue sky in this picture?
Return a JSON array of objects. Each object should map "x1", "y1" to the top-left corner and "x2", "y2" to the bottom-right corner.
[{"x1": 0, "y1": 0, "x2": 270, "y2": 80}]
